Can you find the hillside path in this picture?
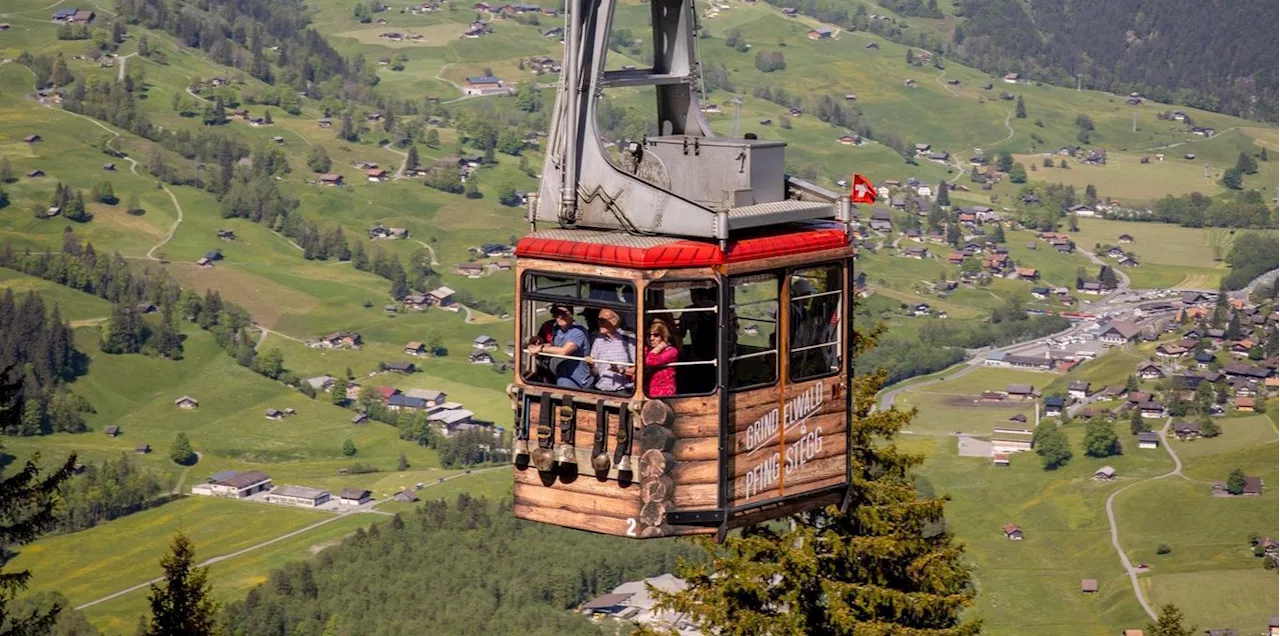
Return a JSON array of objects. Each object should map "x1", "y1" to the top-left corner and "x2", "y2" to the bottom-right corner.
[
  {"x1": 382, "y1": 143, "x2": 410, "y2": 179},
  {"x1": 23, "y1": 83, "x2": 185, "y2": 261},
  {"x1": 1141, "y1": 127, "x2": 1242, "y2": 152},
  {"x1": 116, "y1": 52, "x2": 135, "y2": 82},
  {"x1": 413, "y1": 239, "x2": 440, "y2": 266},
  {"x1": 1104, "y1": 417, "x2": 1183, "y2": 622},
  {"x1": 72, "y1": 464, "x2": 507, "y2": 612}
]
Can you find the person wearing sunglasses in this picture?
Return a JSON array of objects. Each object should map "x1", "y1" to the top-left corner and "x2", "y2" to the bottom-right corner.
[{"x1": 644, "y1": 320, "x2": 679, "y2": 397}]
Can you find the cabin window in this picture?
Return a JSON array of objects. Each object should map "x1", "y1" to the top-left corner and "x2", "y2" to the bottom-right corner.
[
  {"x1": 788, "y1": 264, "x2": 843, "y2": 382},
  {"x1": 728, "y1": 273, "x2": 779, "y2": 391},
  {"x1": 643, "y1": 280, "x2": 718, "y2": 397},
  {"x1": 520, "y1": 272, "x2": 637, "y2": 396}
]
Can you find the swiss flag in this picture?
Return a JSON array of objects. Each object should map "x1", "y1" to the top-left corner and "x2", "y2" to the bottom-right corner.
[{"x1": 849, "y1": 174, "x2": 877, "y2": 205}]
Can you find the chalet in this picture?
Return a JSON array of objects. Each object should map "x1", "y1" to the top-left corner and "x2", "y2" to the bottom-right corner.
[
  {"x1": 904, "y1": 246, "x2": 927, "y2": 260},
  {"x1": 868, "y1": 208, "x2": 892, "y2": 232},
  {"x1": 102, "y1": 162, "x2": 115, "y2": 171},
  {"x1": 1117, "y1": 234, "x2": 1134, "y2": 244},
  {"x1": 368, "y1": 224, "x2": 409, "y2": 240},
  {"x1": 216, "y1": 229, "x2": 236, "y2": 240},
  {"x1": 1068, "y1": 204, "x2": 1095, "y2": 217},
  {"x1": 318, "y1": 174, "x2": 344, "y2": 186},
  {"x1": 136, "y1": 303, "x2": 158, "y2": 314},
  {"x1": 351, "y1": 412, "x2": 369, "y2": 424},
  {"x1": 1195, "y1": 351, "x2": 1216, "y2": 367},
  {"x1": 457, "y1": 262, "x2": 484, "y2": 277},
  {"x1": 1138, "y1": 402, "x2": 1166, "y2": 419},
  {"x1": 427, "y1": 286, "x2": 456, "y2": 307},
  {"x1": 781, "y1": 7, "x2": 798, "y2": 15},
  {"x1": 273, "y1": 136, "x2": 285, "y2": 144},
  {"x1": 1094, "y1": 466, "x2": 1117, "y2": 481},
  {"x1": 405, "y1": 389, "x2": 446, "y2": 405},
  {"x1": 473, "y1": 335, "x2": 499, "y2": 350},
  {"x1": 265, "y1": 408, "x2": 283, "y2": 420},
  {"x1": 469, "y1": 350, "x2": 495, "y2": 364},
  {"x1": 947, "y1": 252, "x2": 965, "y2": 265},
  {"x1": 1172, "y1": 421, "x2": 1200, "y2": 440},
  {"x1": 1117, "y1": 256, "x2": 1139, "y2": 268},
  {"x1": 318, "y1": 118, "x2": 333, "y2": 128},
  {"x1": 385, "y1": 361, "x2": 417, "y2": 374},
  {"x1": 1243, "y1": 477, "x2": 1263, "y2": 496},
  {"x1": 984, "y1": 351, "x2": 1009, "y2": 367},
  {"x1": 1002, "y1": 524, "x2": 1023, "y2": 540},
  {"x1": 838, "y1": 134, "x2": 858, "y2": 146},
  {"x1": 1015, "y1": 267, "x2": 1039, "y2": 281},
  {"x1": 404, "y1": 341, "x2": 427, "y2": 356},
  {"x1": 1044, "y1": 396, "x2": 1065, "y2": 417},
  {"x1": 26, "y1": 170, "x2": 44, "y2": 178},
  {"x1": 318, "y1": 332, "x2": 361, "y2": 348},
  {"x1": 136, "y1": 444, "x2": 151, "y2": 454},
  {"x1": 195, "y1": 257, "x2": 212, "y2": 268},
  {"x1": 1067, "y1": 381, "x2": 1090, "y2": 400},
  {"x1": 1031, "y1": 286, "x2": 1050, "y2": 300},
  {"x1": 1098, "y1": 321, "x2": 1141, "y2": 345},
  {"x1": 1077, "y1": 281, "x2": 1102, "y2": 295},
  {"x1": 52, "y1": 8, "x2": 77, "y2": 21},
  {"x1": 23, "y1": 135, "x2": 40, "y2": 144},
  {"x1": 807, "y1": 27, "x2": 833, "y2": 40},
  {"x1": 463, "y1": 76, "x2": 511, "y2": 96},
  {"x1": 403, "y1": 293, "x2": 429, "y2": 310},
  {"x1": 339, "y1": 488, "x2": 372, "y2": 505},
  {"x1": 204, "y1": 249, "x2": 222, "y2": 262},
  {"x1": 543, "y1": 26, "x2": 564, "y2": 38},
  {"x1": 1136, "y1": 432, "x2": 1160, "y2": 449},
  {"x1": 1234, "y1": 397, "x2": 1255, "y2": 413},
  {"x1": 1006, "y1": 384, "x2": 1036, "y2": 400},
  {"x1": 1080, "y1": 579, "x2": 1098, "y2": 594},
  {"x1": 304, "y1": 375, "x2": 336, "y2": 392},
  {"x1": 1156, "y1": 343, "x2": 1188, "y2": 358},
  {"x1": 175, "y1": 396, "x2": 199, "y2": 409},
  {"x1": 366, "y1": 168, "x2": 388, "y2": 181},
  {"x1": 1003, "y1": 73, "x2": 1019, "y2": 83},
  {"x1": 70, "y1": 9, "x2": 95, "y2": 23},
  {"x1": 392, "y1": 490, "x2": 419, "y2": 503},
  {"x1": 1126, "y1": 391, "x2": 1152, "y2": 406},
  {"x1": 1223, "y1": 363, "x2": 1270, "y2": 382},
  {"x1": 1136, "y1": 362, "x2": 1164, "y2": 380},
  {"x1": 104, "y1": 425, "x2": 120, "y2": 436}
]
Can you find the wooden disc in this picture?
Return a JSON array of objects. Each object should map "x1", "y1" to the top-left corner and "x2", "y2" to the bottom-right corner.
[
  {"x1": 640, "y1": 476, "x2": 673, "y2": 504},
  {"x1": 639, "y1": 449, "x2": 673, "y2": 480},
  {"x1": 638, "y1": 525, "x2": 667, "y2": 539},
  {"x1": 639, "y1": 500, "x2": 667, "y2": 527},
  {"x1": 640, "y1": 400, "x2": 674, "y2": 427},
  {"x1": 639, "y1": 424, "x2": 675, "y2": 452}
]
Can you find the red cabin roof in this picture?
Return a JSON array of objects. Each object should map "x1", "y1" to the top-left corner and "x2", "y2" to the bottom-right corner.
[{"x1": 515, "y1": 223, "x2": 851, "y2": 269}]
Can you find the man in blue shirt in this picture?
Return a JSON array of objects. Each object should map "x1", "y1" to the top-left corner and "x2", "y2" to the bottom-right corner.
[{"x1": 527, "y1": 304, "x2": 593, "y2": 389}]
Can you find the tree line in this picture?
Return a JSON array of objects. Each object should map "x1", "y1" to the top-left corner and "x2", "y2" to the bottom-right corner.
[
  {"x1": 0, "y1": 287, "x2": 87, "y2": 437},
  {"x1": 54, "y1": 453, "x2": 168, "y2": 534},
  {"x1": 221, "y1": 494, "x2": 701, "y2": 635}
]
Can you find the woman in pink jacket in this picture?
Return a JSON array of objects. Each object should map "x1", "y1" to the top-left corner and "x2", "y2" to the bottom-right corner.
[{"x1": 644, "y1": 320, "x2": 679, "y2": 397}]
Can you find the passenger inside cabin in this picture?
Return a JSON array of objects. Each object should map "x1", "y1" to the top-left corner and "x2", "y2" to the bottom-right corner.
[
  {"x1": 526, "y1": 304, "x2": 593, "y2": 389},
  {"x1": 585, "y1": 308, "x2": 635, "y2": 393},
  {"x1": 644, "y1": 320, "x2": 679, "y2": 397}
]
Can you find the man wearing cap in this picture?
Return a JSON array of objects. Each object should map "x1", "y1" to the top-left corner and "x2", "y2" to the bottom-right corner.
[
  {"x1": 527, "y1": 304, "x2": 593, "y2": 389},
  {"x1": 585, "y1": 308, "x2": 635, "y2": 394}
]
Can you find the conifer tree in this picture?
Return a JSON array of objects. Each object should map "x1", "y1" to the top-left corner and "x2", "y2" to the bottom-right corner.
[
  {"x1": 331, "y1": 376, "x2": 349, "y2": 406},
  {"x1": 0, "y1": 361, "x2": 77, "y2": 632},
  {"x1": 1146, "y1": 604, "x2": 1196, "y2": 636},
  {"x1": 640, "y1": 328, "x2": 980, "y2": 635},
  {"x1": 143, "y1": 532, "x2": 218, "y2": 636},
  {"x1": 169, "y1": 432, "x2": 196, "y2": 466}
]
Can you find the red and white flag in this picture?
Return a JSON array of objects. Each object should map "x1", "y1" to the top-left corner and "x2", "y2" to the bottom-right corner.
[{"x1": 849, "y1": 174, "x2": 876, "y2": 205}]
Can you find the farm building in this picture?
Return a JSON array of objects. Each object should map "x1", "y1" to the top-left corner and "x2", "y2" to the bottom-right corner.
[
  {"x1": 191, "y1": 470, "x2": 273, "y2": 498},
  {"x1": 1136, "y1": 432, "x2": 1160, "y2": 449},
  {"x1": 104, "y1": 425, "x2": 120, "y2": 436},
  {"x1": 136, "y1": 444, "x2": 151, "y2": 454},
  {"x1": 392, "y1": 490, "x2": 419, "y2": 503},
  {"x1": 1093, "y1": 466, "x2": 1116, "y2": 481},
  {"x1": 175, "y1": 396, "x2": 199, "y2": 409},
  {"x1": 990, "y1": 428, "x2": 1034, "y2": 454},
  {"x1": 1080, "y1": 579, "x2": 1097, "y2": 593},
  {"x1": 264, "y1": 485, "x2": 331, "y2": 508},
  {"x1": 1002, "y1": 524, "x2": 1023, "y2": 540},
  {"x1": 339, "y1": 488, "x2": 372, "y2": 505}
]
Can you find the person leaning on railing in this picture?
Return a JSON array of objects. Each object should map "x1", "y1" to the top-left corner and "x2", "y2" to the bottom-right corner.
[
  {"x1": 644, "y1": 320, "x2": 678, "y2": 397},
  {"x1": 584, "y1": 308, "x2": 635, "y2": 394},
  {"x1": 525, "y1": 304, "x2": 594, "y2": 389}
]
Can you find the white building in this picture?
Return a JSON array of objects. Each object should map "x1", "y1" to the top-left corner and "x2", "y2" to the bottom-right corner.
[
  {"x1": 264, "y1": 485, "x2": 331, "y2": 508},
  {"x1": 989, "y1": 427, "x2": 1034, "y2": 454},
  {"x1": 190, "y1": 470, "x2": 273, "y2": 498}
]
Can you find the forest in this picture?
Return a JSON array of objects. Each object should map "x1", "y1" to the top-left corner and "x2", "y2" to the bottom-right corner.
[
  {"x1": 222, "y1": 495, "x2": 702, "y2": 636},
  {"x1": 54, "y1": 453, "x2": 169, "y2": 534},
  {"x1": 954, "y1": 0, "x2": 1278, "y2": 121},
  {"x1": 0, "y1": 288, "x2": 87, "y2": 437},
  {"x1": 1224, "y1": 232, "x2": 1279, "y2": 291}
]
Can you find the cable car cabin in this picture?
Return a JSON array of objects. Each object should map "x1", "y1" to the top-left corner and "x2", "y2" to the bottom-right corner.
[{"x1": 507, "y1": 221, "x2": 853, "y2": 539}]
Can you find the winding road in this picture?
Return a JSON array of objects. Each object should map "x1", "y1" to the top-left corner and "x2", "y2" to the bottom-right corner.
[{"x1": 1104, "y1": 417, "x2": 1183, "y2": 621}]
